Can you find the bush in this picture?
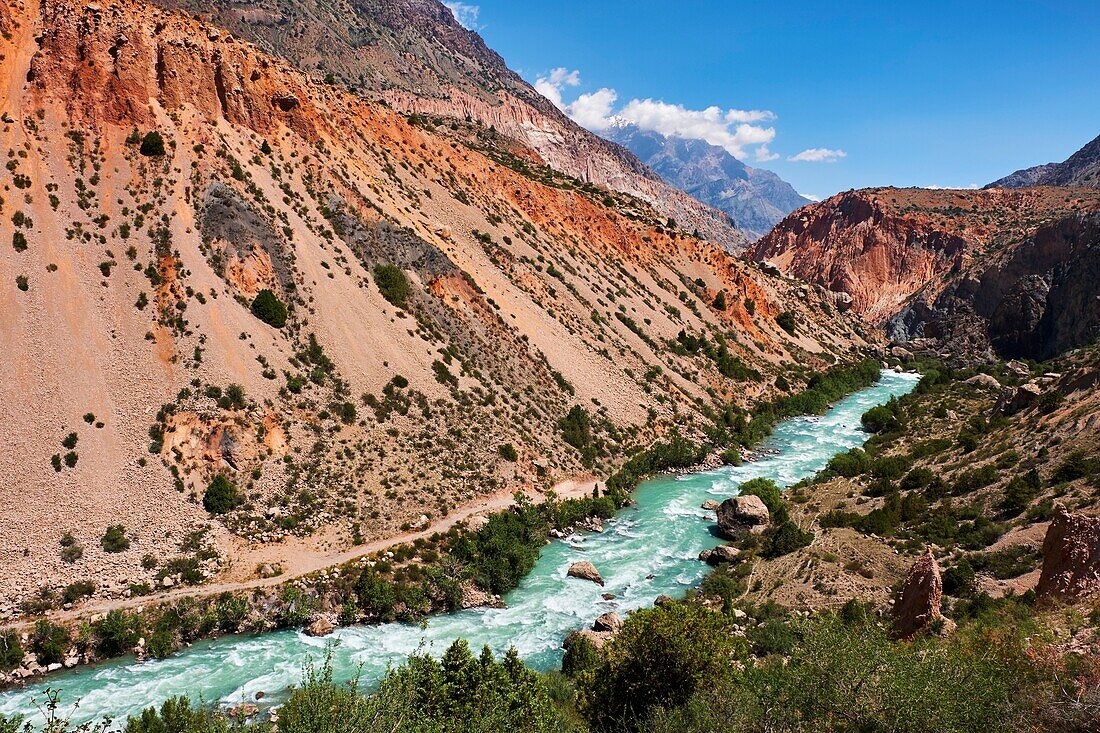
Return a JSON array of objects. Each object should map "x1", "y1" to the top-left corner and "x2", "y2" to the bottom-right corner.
[
  {"x1": 250, "y1": 288, "x2": 288, "y2": 328},
  {"x1": 30, "y1": 620, "x2": 70, "y2": 666},
  {"x1": 828, "y1": 447, "x2": 871, "y2": 477},
  {"x1": 0, "y1": 632, "x2": 22, "y2": 671},
  {"x1": 579, "y1": 602, "x2": 746, "y2": 732},
  {"x1": 203, "y1": 474, "x2": 241, "y2": 515},
  {"x1": 355, "y1": 571, "x2": 397, "y2": 621},
  {"x1": 374, "y1": 264, "x2": 410, "y2": 307},
  {"x1": 776, "y1": 310, "x2": 797, "y2": 335},
  {"x1": 563, "y1": 634, "x2": 600, "y2": 678},
  {"x1": 762, "y1": 520, "x2": 814, "y2": 558},
  {"x1": 943, "y1": 559, "x2": 977, "y2": 597},
  {"x1": 62, "y1": 580, "x2": 95, "y2": 605},
  {"x1": 101, "y1": 524, "x2": 130, "y2": 553},
  {"x1": 498, "y1": 443, "x2": 519, "y2": 461},
  {"x1": 861, "y1": 405, "x2": 898, "y2": 433},
  {"x1": 738, "y1": 478, "x2": 787, "y2": 523},
  {"x1": 139, "y1": 131, "x2": 166, "y2": 157},
  {"x1": 94, "y1": 610, "x2": 142, "y2": 657}
]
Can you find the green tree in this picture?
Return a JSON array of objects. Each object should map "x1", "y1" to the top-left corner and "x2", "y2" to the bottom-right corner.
[
  {"x1": 203, "y1": 474, "x2": 241, "y2": 515},
  {"x1": 373, "y1": 264, "x2": 410, "y2": 307},
  {"x1": 139, "y1": 131, "x2": 167, "y2": 157},
  {"x1": 250, "y1": 289, "x2": 288, "y2": 328}
]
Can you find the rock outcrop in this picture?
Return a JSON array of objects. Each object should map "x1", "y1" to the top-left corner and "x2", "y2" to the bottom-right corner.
[
  {"x1": 1036, "y1": 505, "x2": 1100, "y2": 599},
  {"x1": 749, "y1": 187, "x2": 1100, "y2": 360},
  {"x1": 891, "y1": 547, "x2": 954, "y2": 639},
  {"x1": 715, "y1": 495, "x2": 770, "y2": 540},
  {"x1": 567, "y1": 562, "x2": 605, "y2": 586}
]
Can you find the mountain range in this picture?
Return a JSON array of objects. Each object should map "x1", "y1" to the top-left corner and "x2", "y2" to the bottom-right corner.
[
  {"x1": 602, "y1": 120, "x2": 811, "y2": 240},
  {"x1": 987, "y1": 133, "x2": 1100, "y2": 188}
]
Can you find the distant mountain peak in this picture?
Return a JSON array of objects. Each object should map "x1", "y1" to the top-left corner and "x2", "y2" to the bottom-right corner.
[
  {"x1": 987, "y1": 133, "x2": 1100, "y2": 189},
  {"x1": 602, "y1": 124, "x2": 809, "y2": 240}
]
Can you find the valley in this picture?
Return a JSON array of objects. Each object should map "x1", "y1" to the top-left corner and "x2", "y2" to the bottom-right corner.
[{"x1": 0, "y1": 0, "x2": 1097, "y2": 731}]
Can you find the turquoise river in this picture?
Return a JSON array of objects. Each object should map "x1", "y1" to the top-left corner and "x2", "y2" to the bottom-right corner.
[{"x1": 0, "y1": 369, "x2": 919, "y2": 727}]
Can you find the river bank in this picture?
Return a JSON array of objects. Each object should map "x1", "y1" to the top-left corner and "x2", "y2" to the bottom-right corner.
[{"x1": 0, "y1": 370, "x2": 919, "y2": 726}]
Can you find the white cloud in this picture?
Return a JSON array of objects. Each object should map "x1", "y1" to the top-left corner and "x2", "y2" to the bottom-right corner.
[
  {"x1": 800, "y1": 193, "x2": 822, "y2": 202},
  {"x1": 615, "y1": 99, "x2": 776, "y2": 160},
  {"x1": 788, "y1": 148, "x2": 847, "y2": 163},
  {"x1": 533, "y1": 66, "x2": 841, "y2": 165},
  {"x1": 922, "y1": 183, "x2": 979, "y2": 190},
  {"x1": 568, "y1": 88, "x2": 619, "y2": 131},
  {"x1": 444, "y1": 2, "x2": 480, "y2": 30},
  {"x1": 535, "y1": 67, "x2": 581, "y2": 109}
]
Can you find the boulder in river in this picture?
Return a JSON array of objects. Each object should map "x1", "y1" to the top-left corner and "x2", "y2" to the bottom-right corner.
[
  {"x1": 303, "y1": 615, "x2": 336, "y2": 637},
  {"x1": 567, "y1": 561, "x2": 604, "y2": 586},
  {"x1": 700, "y1": 545, "x2": 741, "y2": 566},
  {"x1": 701, "y1": 499, "x2": 721, "y2": 511},
  {"x1": 891, "y1": 546, "x2": 955, "y2": 639},
  {"x1": 716, "y1": 495, "x2": 770, "y2": 540},
  {"x1": 1036, "y1": 504, "x2": 1100, "y2": 599}
]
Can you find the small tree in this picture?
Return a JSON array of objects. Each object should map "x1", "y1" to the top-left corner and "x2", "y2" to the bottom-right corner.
[
  {"x1": 498, "y1": 443, "x2": 519, "y2": 461},
  {"x1": 374, "y1": 264, "x2": 410, "y2": 307},
  {"x1": 139, "y1": 131, "x2": 166, "y2": 157},
  {"x1": 203, "y1": 474, "x2": 241, "y2": 515},
  {"x1": 101, "y1": 525, "x2": 130, "y2": 553},
  {"x1": 250, "y1": 289, "x2": 288, "y2": 328}
]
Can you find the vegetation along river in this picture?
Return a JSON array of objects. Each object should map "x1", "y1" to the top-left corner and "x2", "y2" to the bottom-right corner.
[{"x1": 0, "y1": 369, "x2": 919, "y2": 727}]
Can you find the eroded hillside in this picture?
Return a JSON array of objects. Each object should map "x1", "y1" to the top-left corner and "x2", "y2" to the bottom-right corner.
[
  {"x1": 0, "y1": 0, "x2": 869, "y2": 620},
  {"x1": 747, "y1": 186, "x2": 1100, "y2": 359}
]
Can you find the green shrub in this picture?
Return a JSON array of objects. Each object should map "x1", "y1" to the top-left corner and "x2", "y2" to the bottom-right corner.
[
  {"x1": 250, "y1": 288, "x2": 288, "y2": 328},
  {"x1": 203, "y1": 474, "x2": 241, "y2": 515},
  {"x1": 498, "y1": 443, "x2": 519, "y2": 461},
  {"x1": 563, "y1": 634, "x2": 600, "y2": 678},
  {"x1": 101, "y1": 524, "x2": 130, "y2": 553},
  {"x1": 374, "y1": 263, "x2": 410, "y2": 307},
  {"x1": 776, "y1": 310, "x2": 797, "y2": 335},
  {"x1": 139, "y1": 131, "x2": 166, "y2": 157},
  {"x1": 62, "y1": 580, "x2": 95, "y2": 605},
  {"x1": 30, "y1": 620, "x2": 70, "y2": 666},
  {"x1": 579, "y1": 602, "x2": 746, "y2": 732},
  {"x1": 737, "y1": 478, "x2": 787, "y2": 523},
  {"x1": 94, "y1": 610, "x2": 142, "y2": 657},
  {"x1": 943, "y1": 559, "x2": 977, "y2": 597},
  {"x1": 0, "y1": 632, "x2": 22, "y2": 671},
  {"x1": 861, "y1": 404, "x2": 898, "y2": 433},
  {"x1": 355, "y1": 571, "x2": 397, "y2": 621}
]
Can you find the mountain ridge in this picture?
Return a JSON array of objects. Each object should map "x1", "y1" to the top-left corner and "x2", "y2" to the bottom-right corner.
[
  {"x1": 602, "y1": 122, "x2": 810, "y2": 240},
  {"x1": 987, "y1": 133, "x2": 1100, "y2": 189}
]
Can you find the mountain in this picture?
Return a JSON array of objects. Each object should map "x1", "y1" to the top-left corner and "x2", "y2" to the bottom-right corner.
[
  {"x1": 747, "y1": 186, "x2": 1100, "y2": 359},
  {"x1": 987, "y1": 133, "x2": 1100, "y2": 188},
  {"x1": 602, "y1": 121, "x2": 810, "y2": 240},
  {"x1": 0, "y1": 0, "x2": 866, "y2": 619},
  {"x1": 147, "y1": 0, "x2": 748, "y2": 250}
]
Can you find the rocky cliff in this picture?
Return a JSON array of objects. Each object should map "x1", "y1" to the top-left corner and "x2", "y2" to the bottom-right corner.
[
  {"x1": 748, "y1": 186, "x2": 1100, "y2": 359},
  {"x1": 148, "y1": 0, "x2": 747, "y2": 250},
  {"x1": 602, "y1": 123, "x2": 809, "y2": 240},
  {"x1": 988, "y1": 133, "x2": 1100, "y2": 189},
  {"x1": 0, "y1": 0, "x2": 866, "y2": 618}
]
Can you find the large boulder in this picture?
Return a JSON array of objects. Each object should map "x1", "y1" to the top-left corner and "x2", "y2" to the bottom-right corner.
[
  {"x1": 891, "y1": 547, "x2": 955, "y2": 639},
  {"x1": 699, "y1": 545, "x2": 741, "y2": 566},
  {"x1": 716, "y1": 495, "x2": 770, "y2": 540},
  {"x1": 964, "y1": 373, "x2": 1001, "y2": 390},
  {"x1": 567, "y1": 561, "x2": 605, "y2": 586},
  {"x1": 1036, "y1": 505, "x2": 1100, "y2": 599},
  {"x1": 459, "y1": 581, "x2": 505, "y2": 610},
  {"x1": 303, "y1": 615, "x2": 336, "y2": 637},
  {"x1": 592, "y1": 611, "x2": 623, "y2": 633},
  {"x1": 564, "y1": 628, "x2": 613, "y2": 651}
]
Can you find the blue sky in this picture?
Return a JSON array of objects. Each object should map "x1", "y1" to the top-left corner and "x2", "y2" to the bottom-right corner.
[{"x1": 448, "y1": 1, "x2": 1100, "y2": 200}]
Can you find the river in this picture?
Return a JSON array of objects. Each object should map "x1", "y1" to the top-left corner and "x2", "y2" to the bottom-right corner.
[{"x1": 0, "y1": 369, "x2": 919, "y2": 727}]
